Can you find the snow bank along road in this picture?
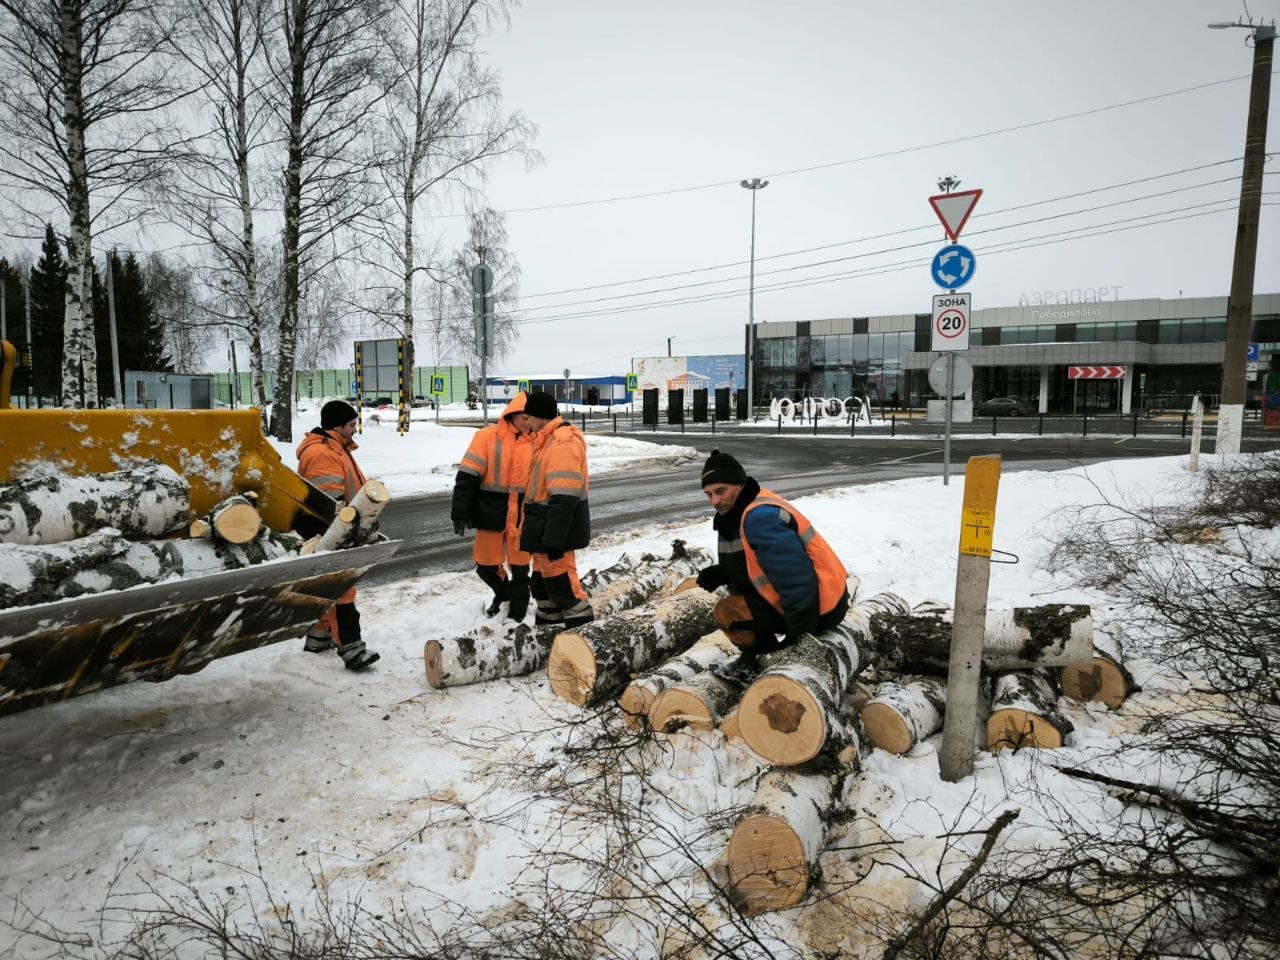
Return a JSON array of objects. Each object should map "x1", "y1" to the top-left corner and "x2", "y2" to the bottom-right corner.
[{"x1": 365, "y1": 431, "x2": 1278, "y2": 586}]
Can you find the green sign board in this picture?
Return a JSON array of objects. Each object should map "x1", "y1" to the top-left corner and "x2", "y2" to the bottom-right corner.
[
  {"x1": 517, "y1": 378, "x2": 530, "y2": 393},
  {"x1": 431, "y1": 375, "x2": 446, "y2": 395},
  {"x1": 626, "y1": 373, "x2": 639, "y2": 391}
]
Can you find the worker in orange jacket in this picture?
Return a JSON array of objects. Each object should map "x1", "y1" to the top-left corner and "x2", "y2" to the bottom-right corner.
[
  {"x1": 295, "y1": 400, "x2": 380, "y2": 671},
  {"x1": 450, "y1": 391, "x2": 535, "y2": 620},
  {"x1": 518, "y1": 392, "x2": 594, "y2": 628},
  {"x1": 694, "y1": 448, "x2": 849, "y2": 681}
]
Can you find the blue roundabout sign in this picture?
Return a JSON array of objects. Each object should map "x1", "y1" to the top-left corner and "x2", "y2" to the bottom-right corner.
[{"x1": 931, "y1": 244, "x2": 976, "y2": 290}]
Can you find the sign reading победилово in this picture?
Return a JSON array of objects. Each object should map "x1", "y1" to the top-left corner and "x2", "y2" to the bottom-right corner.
[{"x1": 931, "y1": 293, "x2": 971, "y2": 351}]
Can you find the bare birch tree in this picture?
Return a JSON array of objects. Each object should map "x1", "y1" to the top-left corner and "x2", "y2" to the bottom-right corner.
[
  {"x1": 267, "y1": 0, "x2": 390, "y2": 441},
  {"x1": 161, "y1": 0, "x2": 274, "y2": 420},
  {"x1": 0, "y1": 0, "x2": 189, "y2": 407},
  {"x1": 444, "y1": 206, "x2": 521, "y2": 369},
  {"x1": 369, "y1": 0, "x2": 533, "y2": 401}
]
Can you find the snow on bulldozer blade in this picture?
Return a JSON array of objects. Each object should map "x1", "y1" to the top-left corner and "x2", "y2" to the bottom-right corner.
[{"x1": 0, "y1": 539, "x2": 399, "y2": 718}]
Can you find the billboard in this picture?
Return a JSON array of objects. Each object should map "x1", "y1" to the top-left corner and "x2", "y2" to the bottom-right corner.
[{"x1": 632, "y1": 355, "x2": 743, "y2": 406}]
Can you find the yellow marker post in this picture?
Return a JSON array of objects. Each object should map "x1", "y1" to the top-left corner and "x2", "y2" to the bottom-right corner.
[{"x1": 939, "y1": 454, "x2": 1001, "y2": 782}]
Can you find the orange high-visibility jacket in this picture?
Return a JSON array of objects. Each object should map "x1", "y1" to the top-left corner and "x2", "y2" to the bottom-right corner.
[
  {"x1": 519, "y1": 416, "x2": 591, "y2": 553},
  {"x1": 296, "y1": 428, "x2": 367, "y2": 503},
  {"x1": 451, "y1": 392, "x2": 533, "y2": 531},
  {"x1": 740, "y1": 487, "x2": 847, "y2": 618}
]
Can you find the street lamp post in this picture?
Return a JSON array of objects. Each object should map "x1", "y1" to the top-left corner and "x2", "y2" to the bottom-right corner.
[
  {"x1": 741, "y1": 177, "x2": 769, "y2": 418},
  {"x1": 1209, "y1": 16, "x2": 1275, "y2": 454}
]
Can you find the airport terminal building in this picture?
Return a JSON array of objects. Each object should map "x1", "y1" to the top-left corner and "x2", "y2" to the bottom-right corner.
[{"x1": 751, "y1": 292, "x2": 1280, "y2": 415}]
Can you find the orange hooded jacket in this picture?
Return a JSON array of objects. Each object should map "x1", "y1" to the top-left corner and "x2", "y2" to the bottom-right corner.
[
  {"x1": 296, "y1": 428, "x2": 367, "y2": 503},
  {"x1": 451, "y1": 392, "x2": 534, "y2": 531}
]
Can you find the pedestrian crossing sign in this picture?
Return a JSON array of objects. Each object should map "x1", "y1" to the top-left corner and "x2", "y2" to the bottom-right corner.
[
  {"x1": 626, "y1": 373, "x2": 639, "y2": 390},
  {"x1": 431, "y1": 375, "x2": 445, "y2": 394},
  {"x1": 518, "y1": 378, "x2": 530, "y2": 393}
]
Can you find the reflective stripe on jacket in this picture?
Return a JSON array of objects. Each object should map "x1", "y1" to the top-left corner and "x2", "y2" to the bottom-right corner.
[
  {"x1": 740, "y1": 487, "x2": 847, "y2": 618},
  {"x1": 296, "y1": 428, "x2": 366, "y2": 503},
  {"x1": 451, "y1": 392, "x2": 533, "y2": 531},
  {"x1": 519, "y1": 417, "x2": 591, "y2": 553}
]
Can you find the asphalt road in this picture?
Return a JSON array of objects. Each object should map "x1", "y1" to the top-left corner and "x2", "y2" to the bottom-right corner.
[{"x1": 361, "y1": 423, "x2": 1280, "y2": 587}]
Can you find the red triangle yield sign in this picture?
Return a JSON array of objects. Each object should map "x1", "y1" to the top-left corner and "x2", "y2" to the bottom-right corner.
[{"x1": 928, "y1": 189, "x2": 983, "y2": 242}]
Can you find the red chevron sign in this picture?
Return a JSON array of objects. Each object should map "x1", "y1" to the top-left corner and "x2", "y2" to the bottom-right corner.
[{"x1": 1068, "y1": 365, "x2": 1127, "y2": 380}]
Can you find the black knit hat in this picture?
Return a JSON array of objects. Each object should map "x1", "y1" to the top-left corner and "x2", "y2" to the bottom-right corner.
[
  {"x1": 320, "y1": 399, "x2": 358, "y2": 429},
  {"x1": 701, "y1": 448, "x2": 746, "y2": 487},
  {"x1": 524, "y1": 391, "x2": 558, "y2": 420}
]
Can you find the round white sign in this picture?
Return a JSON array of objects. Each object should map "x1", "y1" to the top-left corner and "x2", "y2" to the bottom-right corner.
[{"x1": 927, "y1": 355, "x2": 973, "y2": 397}]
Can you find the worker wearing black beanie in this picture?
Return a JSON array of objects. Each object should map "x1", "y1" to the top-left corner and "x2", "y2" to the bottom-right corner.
[
  {"x1": 695, "y1": 449, "x2": 848, "y2": 683},
  {"x1": 320, "y1": 399, "x2": 359, "y2": 429}
]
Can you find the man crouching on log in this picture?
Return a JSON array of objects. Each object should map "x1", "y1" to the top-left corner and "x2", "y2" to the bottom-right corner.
[
  {"x1": 694, "y1": 449, "x2": 849, "y2": 682},
  {"x1": 518, "y1": 392, "x2": 595, "y2": 629}
]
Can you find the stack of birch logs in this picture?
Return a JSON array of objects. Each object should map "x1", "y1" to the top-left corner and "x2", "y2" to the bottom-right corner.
[
  {"x1": 0, "y1": 462, "x2": 390, "y2": 609},
  {"x1": 423, "y1": 540, "x2": 712, "y2": 689},
  {"x1": 535, "y1": 562, "x2": 1134, "y2": 915}
]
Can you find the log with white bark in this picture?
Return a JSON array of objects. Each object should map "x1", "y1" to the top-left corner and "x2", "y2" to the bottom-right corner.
[
  {"x1": 736, "y1": 592, "x2": 909, "y2": 766},
  {"x1": 188, "y1": 518, "x2": 212, "y2": 539},
  {"x1": 548, "y1": 589, "x2": 718, "y2": 706},
  {"x1": 649, "y1": 669, "x2": 746, "y2": 733},
  {"x1": 0, "y1": 530, "x2": 176, "y2": 609},
  {"x1": 986, "y1": 669, "x2": 1075, "y2": 751},
  {"x1": 1057, "y1": 623, "x2": 1135, "y2": 709},
  {"x1": 162, "y1": 530, "x2": 300, "y2": 578},
  {"x1": 727, "y1": 763, "x2": 853, "y2": 914},
  {"x1": 205, "y1": 495, "x2": 262, "y2": 544},
  {"x1": 860, "y1": 676, "x2": 948, "y2": 755},
  {"x1": 868, "y1": 602, "x2": 1094, "y2": 673},
  {"x1": 423, "y1": 541, "x2": 710, "y2": 690},
  {"x1": 0, "y1": 463, "x2": 190, "y2": 545},
  {"x1": 303, "y1": 479, "x2": 390, "y2": 554},
  {"x1": 618, "y1": 631, "x2": 738, "y2": 727}
]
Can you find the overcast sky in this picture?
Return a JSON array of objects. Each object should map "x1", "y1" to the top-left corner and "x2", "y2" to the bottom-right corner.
[{"x1": 461, "y1": 0, "x2": 1280, "y2": 376}]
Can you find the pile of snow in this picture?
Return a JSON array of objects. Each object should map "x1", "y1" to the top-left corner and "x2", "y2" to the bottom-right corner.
[{"x1": 0, "y1": 453, "x2": 1255, "y2": 956}]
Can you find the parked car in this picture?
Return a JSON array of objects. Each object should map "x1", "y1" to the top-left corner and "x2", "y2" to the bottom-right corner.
[
  {"x1": 362, "y1": 396, "x2": 393, "y2": 408},
  {"x1": 411, "y1": 394, "x2": 436, "y2": 409},
  {"x1": 975, "y1": 397, "x2": 1023, "y2": 417}
]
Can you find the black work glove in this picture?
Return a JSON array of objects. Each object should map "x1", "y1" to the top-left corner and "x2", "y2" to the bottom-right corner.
[
  {"x1": 783, "y1": 607, "x2": 818, "y2": 641},
  {"x1": 696, "y1": 564, "x2": 725, "y2": 592},
  {"x1": 452, "y1": 518, "x2": 467, "y2": 537},
  {"x1": 544, "y1": 548, "x2": 565, "y2": 561}
]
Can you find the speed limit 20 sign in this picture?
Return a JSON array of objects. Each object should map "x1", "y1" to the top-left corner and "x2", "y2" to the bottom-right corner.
[{"x1": 931, "y1": 292, "x2": 971, "y2": 351}]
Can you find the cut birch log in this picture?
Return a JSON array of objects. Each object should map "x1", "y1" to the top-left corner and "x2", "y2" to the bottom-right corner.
[
  {"x1": 162, "y1": 531, "x2": 297, "y2": 578},
  {"x1": 0, "y1": 463, "x2": 190, "y2": 545},
  {"x1": 986, "y1": 669, "x2": 1074, "y2": 751},
  {"x1": 649, "y1": 669, "x2": 745, "y2": 733},
  {"x1": 868, "y1": 602, "x2": 1095, "y2": 673},
  {"x1": 727, "y1": 764, "x2": 850, "y2": 914},
  {"x1": 719, "y1": 707, "x2": 742, "y2": 742},
  {"x1": 618, "y1": 631, "x2": 738, "y2": 727},
  {"x1": 423, "y1": 623, "x2": 562, "y2": 689},
  {"x1": 207, "y1": 495, "x2": 262, "y2": 545},
  {"x1": 547, "y1": 589, "x2": 718, "y2": 706},
  {"x1": 424, "y1": 541, "x2": 711, "y2": 690},
  {"x1": 736, "y1": 592, "x2": 909, "y2": 766},
  {"x1": 1058, "y1": 623, "x2": 1134, "y2": 709},
  {"x1": 0, "y1": 530, "x2": 177, "y2": 609},
  {"x1": 188, "y1": 518, "x2": 212, "y2": 539},
  {"x1": 304, "y1": 479, "x2": 390, "y2": 554},
  {"x1": 860, "y1": 676, "x2": 947, "y2": 755}
]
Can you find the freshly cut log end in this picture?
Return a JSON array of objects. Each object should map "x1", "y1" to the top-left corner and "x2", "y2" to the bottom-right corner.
[
  {"x1": 648, "y1": 669, "x2": 743, "y2": 733},
  {"x1": 719, "y1": 707, "x2": 742, "y2": 741},
  {"x1": 986, "y1": 709, "x2": 1065, "y2": 751},
  {"x1": 860, "y1": 702, "x2": 914, "y2": 755},
  {"x1": 618, "y1": 683, "x2": 654, "y2": 726},
  {"x1": 737, "y1": 675, "x2": 826, "y2": 765},
  {"x1": 547, "y1": 631, "x2": 597, "y2": 705},
  {"x1": 1059, "y1": 659, "x2": 1130, "y2": 710},
  {"x1": 188, "y1": 518, "x2": 212, "y2": 539},
  {"x1": 209, "y1": 497, "x2": 262, "y2": 545},
  {"x1": 727, "y1": 813, "x2": 810, "y2": 914},
  {"x1": 424, "y1": 639, "x2": 445, "y2": 688}
]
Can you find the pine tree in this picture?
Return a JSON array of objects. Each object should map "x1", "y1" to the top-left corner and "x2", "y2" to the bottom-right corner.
[
  {"x1": 119, "y1": 252, "x2": 170, "y2": 373},
  {"x1": 27, "y1": 224, "x2": 66, "y2": 400}
]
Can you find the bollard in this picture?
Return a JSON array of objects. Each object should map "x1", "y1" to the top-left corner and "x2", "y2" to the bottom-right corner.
[
  {"x1": 992, "y1": 415, "x2": 997, "y2": 437},
  {"x1": 1083, "y1": 414, "x2": 1089, "y2": 437},
  {"x1": 681, "y1": 419, "x2": 685, "y2": 433},
  {"x1": 850, "y1": 413, "x2": 856, "y2": 437},
  {"x1": 1181, "y1": 412, "x2": 1188, "y2": 438},
  {"x1": 891, "y1": 415, "x2": 896, "y2": 438},
  {"x1": 712, "y1": 415, "x2": 716, "y2": 434},
  {"x1": 613, "y1": 414, "x2": 617, "y2": 434},
  {"x1": 777, "y1": 415, "x2": 782, "y2": 434},
  {"x1": 812, "y1": 415, "x2": 818, "y2": 436},
  {"x1": 1132, "y1": 411, "x2": 1138, "y2": 438},
  {"x1": 1038, "y1": 414, "x2": 1043, "y2": 436}
]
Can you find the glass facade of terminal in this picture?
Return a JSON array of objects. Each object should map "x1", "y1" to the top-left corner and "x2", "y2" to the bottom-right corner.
[{"x1": 752, "y1": 302, "x2": 1280, "y2": 414}]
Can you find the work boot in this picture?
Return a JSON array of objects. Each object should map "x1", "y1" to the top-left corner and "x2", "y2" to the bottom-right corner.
[
  {"x1": 507, "y1": 567, "x2": 531, "y2": 622},
  {"x1": 337, "y1": 640, "x2": 380, "y2": 672},
  {"x1": 303, "y1": 629, "x2": 334, "y2": 653},
  {"x1": 476, "y1": 564, "x2": 508, "y2": 616},
  {"x1": 562, "y1": 599, "x2": 595, "y2": 629},
  {"x1": 712, "y1": 652, "x2": 760, "y2": 685}
]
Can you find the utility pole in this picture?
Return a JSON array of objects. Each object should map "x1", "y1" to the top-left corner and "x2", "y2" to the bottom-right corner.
[
  {"x1": 228, "y1": 329, "x2": 241, "y2": 409},
  {"x1": 1209, "y1": 16, "x2": 1275, "y2": 454},
  {"x1": 938, "y1": 175, "x2": 961, "y2": 486},
  {"x1": 105, "y1": 251, "x2": 123, "y2": 406},
  {"x1": 741, "y1": 178, "x2": 769, "y2": 419}
]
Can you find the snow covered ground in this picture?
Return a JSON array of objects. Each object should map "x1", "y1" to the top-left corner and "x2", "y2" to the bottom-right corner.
[{"x1": 0, "y1": 450, "x2": 1261, "y2": 957}]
